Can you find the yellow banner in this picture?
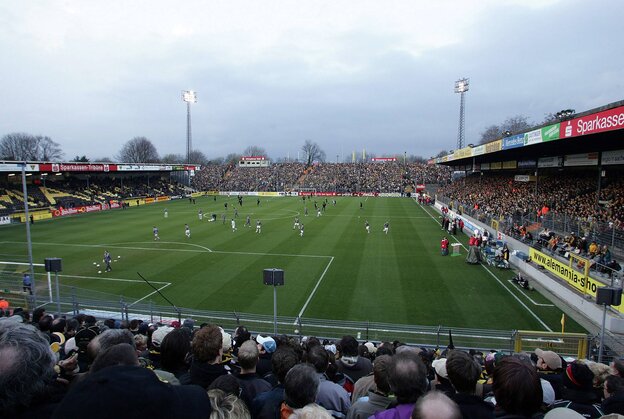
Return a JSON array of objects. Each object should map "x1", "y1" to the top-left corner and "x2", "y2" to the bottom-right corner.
[
  {"x1": 258, "y1": 192, "x2": 280, "y2": 197},
  {"x1": 124, "y1": 199, "x2": 144, "y2": 206},
  {"x1": 485, "y1": 140, "x2": 502, "y2": 153},
  {"x1": 529, "y1": 248, "x2": 623, "y2": 312}
]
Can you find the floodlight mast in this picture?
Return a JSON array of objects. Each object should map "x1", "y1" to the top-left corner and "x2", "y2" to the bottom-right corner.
[
  {"x1": 454, "y1": 78, "x2": 469, "y2": 150},
  {"x1": 182, "y1": 90, "x2": 197, "y2": 164}
]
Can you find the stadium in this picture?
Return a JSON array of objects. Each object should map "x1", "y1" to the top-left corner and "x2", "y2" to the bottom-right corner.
[
  {"x1": 3, "y1": 100, "x2": 624, "y2": 416},
  {"x1": 3, "y1": 2, "x2": 624, "y2": 417}
]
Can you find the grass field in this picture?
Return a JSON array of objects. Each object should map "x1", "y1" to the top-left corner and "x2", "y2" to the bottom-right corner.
[{"x1": 0, "y1": 195, "x2": 584, "y2": 333}]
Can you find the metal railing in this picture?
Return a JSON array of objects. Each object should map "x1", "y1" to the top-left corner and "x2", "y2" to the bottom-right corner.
[{"x1": 0, "y1": 276, "x2": 599, "y2": 360}]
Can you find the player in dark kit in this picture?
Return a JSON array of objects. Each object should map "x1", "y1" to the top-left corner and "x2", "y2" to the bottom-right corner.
[{"x1": 104, "y1": 250, "x2": 112, "y2": 272}]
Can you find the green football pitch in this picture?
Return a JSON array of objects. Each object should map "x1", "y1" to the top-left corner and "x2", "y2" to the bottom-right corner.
[{"x1": 0, "y1": 196, "x2": 583, "y2": 333}]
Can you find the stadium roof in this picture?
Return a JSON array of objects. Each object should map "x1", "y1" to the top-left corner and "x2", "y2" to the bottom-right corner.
[{"x1": 436, "y1": 99, "x2": 624, "y2": 167}]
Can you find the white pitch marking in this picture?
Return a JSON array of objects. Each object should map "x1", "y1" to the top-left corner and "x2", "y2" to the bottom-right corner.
[
  {"x1": 415, "y1": 199, "x2": 553, "y2": 332},
  {"x1": 13, "y1": 241, "x2": 333, "y2": 259},
  {"x1": 507, "y1": 280, "x2": 555, "y2": 307},
  {"x1": 129, "y1": 283, "x2": 172, "y2": 307},
  {"x1": 296, "y1": 256, "x2": 335, "y2": 319}
]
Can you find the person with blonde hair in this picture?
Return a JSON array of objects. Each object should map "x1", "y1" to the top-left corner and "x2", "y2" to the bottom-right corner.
[{"x1": 208, "y1": 389, "x2": 251, "y2": 419}]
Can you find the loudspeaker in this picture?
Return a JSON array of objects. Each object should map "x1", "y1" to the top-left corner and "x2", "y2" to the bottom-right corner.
[
  {"x1": 596, "y1": 287, "x2": 622, "y2": 306},
  {"x1": 263, "y1": 269, "x2": 284, "y2": 286},
  {"x1": 44, "y1": 258, "x2": 62, "y2": 273}
]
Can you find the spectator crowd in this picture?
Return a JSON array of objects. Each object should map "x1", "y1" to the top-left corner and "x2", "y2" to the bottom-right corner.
[
  {"x1": 3, "y1": 306, "x2": 624, "y2": 418},
  {"x1": 193, "y1": 162, "x2": 452, "y2": 194},
  {"x1": 438, "y1": 172, "x2": 624, "y2": 230}
]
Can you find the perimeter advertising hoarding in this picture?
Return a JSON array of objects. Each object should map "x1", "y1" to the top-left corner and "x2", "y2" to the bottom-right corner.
[
  {"x1": 0, "y1": 163, "x2": 40, "y2": 172},
  {"x1": 117, "y1": 165, "x2": 172, "y2": 171},
  {"x1": 490, "y1": 162, "x2": 502, "y2": 170},
  {"x1": 517, "y1": 159, "x2": 537, "y2": 168},
  {"x1": 502, "y1": 134, "x2": 524, "y2": 150},
  {"x1": 563, "y1": 152, "x2": 599, "y2": 167},
  {"x1": 524, "y1": 129, "x2": 543, "y2": 146},
  {"x1": 472, "y1": 145, "x2": 486, "y2": 156},
  {"x1": 602, "y1": 149, "x2": 624, "y2": 166},
  {"x1": 485, "y1": 140, "x2": 502, "y2": 153},
  {"x1": 559, "y1": 106, "x2": 624, "y2": 139},
  {"x1": 528, "y1": 248, "x2": 624, "y2": 313},
  {"x1": 502, "y1": 161, "x2": 517, "y2": 169},
  {"x1": 40, "y1": 163, "x2": 116, "y2": 172},
  {"x1": 541, "y1": 123, "x2": 561, "y2": 142},
  {"x1": 538, "y1": 156, "x2": 563, "y2": 168}
]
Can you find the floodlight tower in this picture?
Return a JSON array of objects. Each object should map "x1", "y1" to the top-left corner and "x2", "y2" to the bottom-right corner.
[
  {"x1": 182, "y1": 90, "x2": 197, "y2": 164},
  {"x1": 454, "y1": 78, "x2": 469, "y2": 150}
]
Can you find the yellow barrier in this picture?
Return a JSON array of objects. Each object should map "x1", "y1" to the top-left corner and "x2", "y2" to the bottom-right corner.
[{"x1": 514, "y1": 330, "x2": 588, "y2": 359}]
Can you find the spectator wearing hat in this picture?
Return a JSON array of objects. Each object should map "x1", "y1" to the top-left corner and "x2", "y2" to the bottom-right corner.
[
  {"x1": 257, "y1": 334, "x2": 277, "y2": 378},
  {"x1": 347, "y1": 355, "x2": 393, "y2": 419},
  {"x1": 601, "y1": 375, "x2": 624, "y2": 415},
  {"x1": 490, "y1": 356, "x2": 543, "y2": 418},
  {"x1": 552, "y1": 361, "x2": 603, "y2": 418},
  {"x1": 372, "y1": 350, "x2": 427, "y2": 419},
  {"x1": 446, "y1": 350, "x2": 494, "y2": 419},
  {"x1": 306, "y1": 345, "x2": 351, "y2": 417},
  {"x1": 187, "y1": 323, "x2": 228, "y2": 389},
  {"x1": 431, "y1": 358, "x2": 454, "y2": 398},
  {"x1": 252, "y1": 346, "x2": 300, "y2": 419},
  {"x1": 236, "y1": 340, "x2": 272, "y2": 408},
  {"x1": 535, "y1": 348, "x2": 564, "y2": 400},
  {"x1": 234, "y1": 325, "x2": 251, "y2": 354},
  {"x1": 411, "y1": 391, "x2": 461, "y2": 419}
]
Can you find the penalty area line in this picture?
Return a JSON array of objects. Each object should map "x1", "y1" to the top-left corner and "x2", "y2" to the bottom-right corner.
[
  {"x1": 295, "y1": 256, "x2": 335, "y2": 321},
  {"x1": 128, "y1": 282, "x2": 173, "y2": 307},
  {"x1": 414, "y1": 199, "x2": 553, "y2": 332}
]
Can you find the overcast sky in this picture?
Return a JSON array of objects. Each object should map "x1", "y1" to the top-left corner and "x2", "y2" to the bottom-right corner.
[{"x1": 1, "y1": 0, "x2": 622, "y2": 162}]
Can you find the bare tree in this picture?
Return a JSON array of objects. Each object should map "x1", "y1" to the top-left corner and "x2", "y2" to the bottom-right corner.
[
  {"x1": 301, "y1": 140, "x2": 326, "y2": 166},
  {"x1": 209, "y1": 157, "x2": 225, "y2": 165},
  {"x1": 116, "y1": 137, "x2": 159, "y2": 163},
  {"x1": 502, "y1": 115, "x2": 531, "y2": 134},
  {"x1": 160, "y1": 153, "x2": 185, "y2": 164},
  {"x1": 542, "y1": 112, "x2": 559, "y2": 125},
  {"x1": 39, "y1": 137, "x2": 63, "y2": 160},
  {"x1": 0, "y1": 133, "x2": 64, "y2": 160},
  {"x1": 435, "y1": 150, "x2": 449, "y2": 158},
  {"x1": 188, "y1": 150, "x2": 208, "y2": 165},
  {"x1": 72, "y1": 155, "x2": 89, "y2": 162},
  {"x1": 224, "y1": 153, "x2": 242, "y2": 165},
  {"x1": 243, "y1": 145, "x2": 267, "y2": 157},
  {"x1": 479, "y1": 115, "x2": 532, "y2": 144},
  {"x1": 479, "y1": 125, "x2": 502, "y2": 144}
]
